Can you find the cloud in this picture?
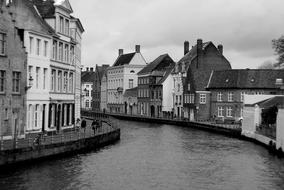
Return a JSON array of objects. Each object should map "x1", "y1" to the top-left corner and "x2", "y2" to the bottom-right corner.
[{"x1": 70, "y1": 0, "x2": 284, "y2": 69}]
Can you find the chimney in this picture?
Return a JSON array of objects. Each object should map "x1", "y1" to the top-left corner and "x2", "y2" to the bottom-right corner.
[
  {"x1": 135, "y1": 45, "x2": 140, "y2": 53},
  {"x1": 86, "y1": 67, "x2": 89, "y2": 72},
  {"x1": 218, "y1": 44, "x2": 223, "y2": 55},
  {"x1": 184, "y1": 41, "x2": 189, "y2": 55},
  {"x1": 119, "y1": 49, "x2": 124, "y2": 56},
  {"x1": 197, "y1": 39, "x2": 203, "y2": 69},
  {"x1": 90, "y1": 67, "x2": 94, "y2": 72}
]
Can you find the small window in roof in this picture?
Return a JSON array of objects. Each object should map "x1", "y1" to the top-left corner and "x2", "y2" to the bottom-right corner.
[
  {"x1": 225, "y1": 79, "x2": 229, "y2": 83},
  {"x1": 130, "y1": 70, "x2": 135, "y2": 73}
]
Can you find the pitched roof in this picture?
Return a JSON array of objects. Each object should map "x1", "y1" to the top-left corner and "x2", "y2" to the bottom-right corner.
[
  {"x1": 138, "y1": 54, "x2": 174, "y2": 75},
  {"x1": 81, "y1": 71, "x2": 96, "y2": 83},
  {"x1": 124, "y1": 87, "x2": 138, "y2": 97},
  {"x1": 158, "y1": 64, "x2": 175, "y2": 84},
  {"x1": 113, "y1": 53, "x2": 136, "y2": 67},
  {"x1": 207, "y1": 69, "x2": 284, "y2": 89},
  {"x1": 30, "y1": 0, "x2": 56, "y2": 18},
  {"x1": 172, "y1": 42, "x2": 211, "y2": 74}
]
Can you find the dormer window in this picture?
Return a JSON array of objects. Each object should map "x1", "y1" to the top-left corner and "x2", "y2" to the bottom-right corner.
[{"x1": 276, "y1": 78, "x2": 283, "y2": 85}]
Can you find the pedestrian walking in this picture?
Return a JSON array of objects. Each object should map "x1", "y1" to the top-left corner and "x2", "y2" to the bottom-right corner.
[
  {"x1": 91, "y1": 119, "x2": 99, "y2": 135},
  {"x1": 81, "y1": 119, "x2": 87, "y2": 134}
]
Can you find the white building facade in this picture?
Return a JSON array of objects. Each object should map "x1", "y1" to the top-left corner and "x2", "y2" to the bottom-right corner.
[{"x1": 107, "y1": 46, "x2": 147, "y2": 113}]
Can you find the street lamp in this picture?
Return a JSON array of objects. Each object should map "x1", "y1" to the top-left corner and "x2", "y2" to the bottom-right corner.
[{"x1": 25, "y1": 75, "x2": 34, "y2": 91}]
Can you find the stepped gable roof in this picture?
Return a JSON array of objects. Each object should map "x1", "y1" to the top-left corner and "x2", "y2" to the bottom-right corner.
[
  {"x1": 81, "y1": 71, "x2": 96, "y2": 83},
  {"x1": 113, "y1": 53, "x2": 136, "y2": 67},
  {"x1": 124, "y1": 87, "x2": 138, "y2": 97},
  {"x1": 207, "y1": 69, "x2": 284, "y2": 89},
  {"x1": 138, "y1": 54, "x2": 174, "y2": 75}
]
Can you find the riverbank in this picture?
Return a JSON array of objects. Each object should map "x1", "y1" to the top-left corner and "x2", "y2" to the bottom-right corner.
[{"x1": 0, "y1": 121, "x2": 120, "y2": 167}]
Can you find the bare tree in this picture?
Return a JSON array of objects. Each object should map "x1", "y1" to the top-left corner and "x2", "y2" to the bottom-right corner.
[
  {"x1": 257, "y1": 60, "x2": 275, "y2": 69},
  {"x1": 272, "y1": 36, "x2": 284, "y2": 67}
]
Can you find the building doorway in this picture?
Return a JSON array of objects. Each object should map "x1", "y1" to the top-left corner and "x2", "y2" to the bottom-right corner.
[{"x1": 151, "y1": 105, "x2": 155, "y2": 117}]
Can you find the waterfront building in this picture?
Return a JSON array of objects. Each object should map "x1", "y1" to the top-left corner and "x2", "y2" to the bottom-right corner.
[
  {"x1": 207, "y1": 69, "x2": 284, "y2": 122},
  {"x1": 123, "y1": 87, "x2": 138, "y2": 115},
  {"x1": 7, "y1": 0, "x2": 84, "y2": 133},
  {"x1": 0, "y1": 1, "x2": 27, "y2": 139},
  {"x1": 107, "y1": 45, "x2": 147, "y2": 113},
  {"x1": 172, "y1": 39, "x2": 231, "y2": 121},
  {"x1": 100, "y1": 71, "x2": 108, "y2": 112},
  {"x1": 81, "y1": 68, "x2": 95, "y2": 110},
  {"x1": 137, "y1": 54, "x2": 175, "y2": 117},
  {"x1": 93, "y1": 64, "x2": 109, "y2": 111}
]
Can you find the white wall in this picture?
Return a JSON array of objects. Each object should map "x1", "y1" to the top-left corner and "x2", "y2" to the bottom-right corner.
[
  {"x1": 276, "y1": 109, "x2": 284, "y2": 150},
  {"x1": 162, "y1": 74, "x2": 174, "y2": 112},
  {"x1": 241, "y1": 106, "x2": 256, "y2": 137}
]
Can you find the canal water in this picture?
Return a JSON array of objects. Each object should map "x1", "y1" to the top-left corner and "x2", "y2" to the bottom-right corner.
[{"x1": 1, "y1": 120, "x2": 284, "y2": 190}]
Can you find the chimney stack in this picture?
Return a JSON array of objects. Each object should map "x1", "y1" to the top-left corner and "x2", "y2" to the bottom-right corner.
[
  {"x1": 119, "y1": 49, "x2": 124, "y2": 56},
  {"x1": 184, "y1": 41, "x2": 189, "y2": 55},
  {"x1": 218, "y1": 44, "x2": 223, "y2": 55},
  {"x1": 90, "y1": 67, "x2": 94, "y2": 72},
  {"x1": 86, "y1": 67, "x2": 89, "y2": 72},
  {"x1": 135, "y1": 45, "x2": 140, "y2": 53},
  {"x1": 197, "y1": 39, "x2": 203, "y2": 51}
]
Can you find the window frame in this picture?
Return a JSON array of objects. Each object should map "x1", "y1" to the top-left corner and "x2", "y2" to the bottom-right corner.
[
  {"x1": 199, "y1": 94, "x2": 206, "y2": 104},
  {"x1": 0, "y1": 32, "x2": 7, "y2": 56},
  {"x1": 0, "y1": 70, "x2": 5, "y2": 93},
  {"x1": 12, "y1": 71, "x2": 21, "y2": 93}
]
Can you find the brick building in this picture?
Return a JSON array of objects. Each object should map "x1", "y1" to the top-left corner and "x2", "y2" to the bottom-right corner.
[
  {"x1": 173, "y1": 39, "x2": 231, "y2": 121},
  {"x1": 0, "y1": 1, "x2": 27, "y2": 139},
  {"x1": 92, "y1": 64, "x2": 109, "y2": 111},
  {"x1": 137, "y1": 54, "x2": 174, "y2": 117},
  {"x1": 207, "y1": 69, "x2": 284, "y2": 122}
]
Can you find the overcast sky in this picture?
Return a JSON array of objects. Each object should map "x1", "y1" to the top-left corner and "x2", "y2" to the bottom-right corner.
[{"x1": 69, "y1": 0, "x2": 284, "y2": 69}]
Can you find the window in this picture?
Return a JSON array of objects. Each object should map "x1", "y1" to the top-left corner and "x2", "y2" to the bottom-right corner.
[
  {"x1": 129, "y1": 79, "x2": 134, "y2": 88},
  {"x1": 177, "y1": 84, "x2": 180, "y2": 92},
  {"x1": 228, "y1": 92, "x2": 233, "y2": 102},
  {"x1": 63, "y1": 72, "x2": 68, "y2": 92},
  {"x1": 43, "y1": 68, "x2": 47, "y2": 89},
  {"x1": 69, "y1": 73, "x2": 73, "y2": 93},
  {"x1": 226, "y1": 107, "x2": 232, "y2": 117},
  {"x1": 218, "y1": 107, "x2": 223, "y2": 117},
  {"x1": 217, "y1": 92, "x2": 223, "y2": 102},
  {"x1": 188, "y1": 83, "x2": 190, "y2": 91},
  {"x1": 86, "y1": 100, "x2": 89, "y2": 108},
  {"x1": 200, "y1": 94, "x2": 206, "y2": 104},
  {"x1": 70, "y1": 46, "x2": 74, "y2": 64},
  {"x1": 36, "y1": 67, "x2": 40, "y2": 89},
  {"x1": 58, "y1": 71, "x2": 62, "y2": 92},
  {"x1": 44, "y1": 41, "x2": 48, "y2": 57},
  {"x1": 12, "y1": 72, "x2": 21, "y2": 93},
  {"x1": 86, "y1": 90, "x2": 90, "y2": 97},
  {"x1": 36, "y1": 39, "x2": 41, "y2": 55},
  {"x1": 64, "y1": 44, "x2": 69, "y2": 63},
  {"x1": 65, "y1": 19, "x2": 69, "y2": 35},
  {"x1": 241, "y1": 92, "x2": 245, "y2": 102},
  {"x1": 190, "y1": 94, "x2": 195, "y2": 104},
  {"x1": 34, "y1": 105, "x2": 39, "y2": 128},
  {"x1": 0, "y1": 33, "x2": 6, "y2": 55},
  {"x1": 29, "y1": 36, "x2": 34, "y2": 54},
  {"x1": 59, "y1": 42, "x2": 63, "y2": 61},
  {"x1": 51, "y1": 70, "x2": 56, "y2": 91},
  {"x1": 52, "y1": 40, "x2": 57, "y2": 60},
  {"x1": 0, "y1": 70, "x2": 5, "y2": 92},
  {"x1": 60, "y1": 16, "x2": 64, "y2": 33}
]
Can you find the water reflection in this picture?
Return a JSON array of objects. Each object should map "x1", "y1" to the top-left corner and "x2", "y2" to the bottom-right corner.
[{"x1": 1, "y1": 120, "x2": 284, "y2": 190}]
